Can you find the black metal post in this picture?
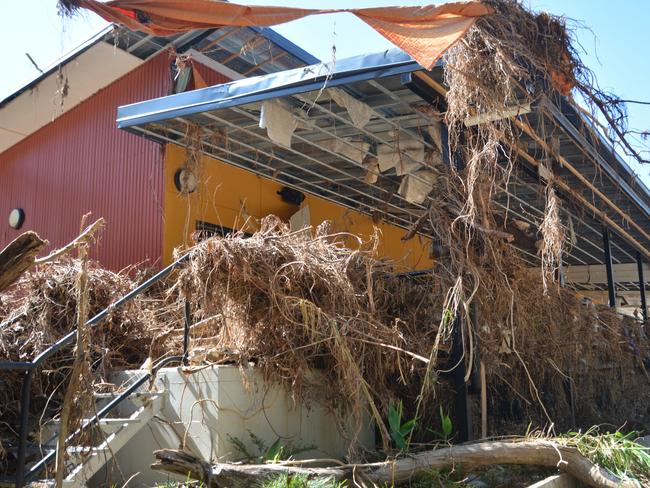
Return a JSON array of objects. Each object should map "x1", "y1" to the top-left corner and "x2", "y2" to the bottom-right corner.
[
  {"x1": 183, "y1": 300, "x2": 191, "y2": 365},
  {"x1": 602, "y1": 225, "x2": 616, "y2": 308},
  {"x1": 637, "y1": 252, "x2": 648, "y2": 323},
  {"x1": 468, "y1": 302, "x2": 481, "y2": 394},
  {"x1": 451, "y1": 312, "x2": 471, "y2": 442},
  {"x1": 15, "y1": 369, "x2": 34, "y2": 488}
]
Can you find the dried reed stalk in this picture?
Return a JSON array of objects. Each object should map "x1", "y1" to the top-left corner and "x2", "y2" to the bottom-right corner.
[{"x1": 54, "y1": 220, "x2": 93, "y2": 488}]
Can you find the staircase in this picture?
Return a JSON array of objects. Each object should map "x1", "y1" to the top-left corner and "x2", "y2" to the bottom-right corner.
[
  {"x1": 0, "y1": 254, "x2": 190, "y2": 488},
  {"x1": 31, "y1": 376, "x2": 165, "y2": 488}
]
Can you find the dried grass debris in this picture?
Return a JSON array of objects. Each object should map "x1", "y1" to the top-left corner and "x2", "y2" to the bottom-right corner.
[
  {"x1": 177, "y1": 216, "x2": 442, "y2": 449},
  {"x1": 0, "y1": 258, "x2": 169, "y2": 463}
]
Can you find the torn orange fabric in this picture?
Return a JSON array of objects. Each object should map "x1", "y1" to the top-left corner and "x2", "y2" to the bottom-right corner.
[{"x1": 72, "y1": 0, "x2": 492, "y2": 70}]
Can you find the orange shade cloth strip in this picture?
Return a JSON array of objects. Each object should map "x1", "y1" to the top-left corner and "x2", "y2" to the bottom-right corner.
[{"x1": 74, "y1": 0, "x2": 492, "y2": 70}]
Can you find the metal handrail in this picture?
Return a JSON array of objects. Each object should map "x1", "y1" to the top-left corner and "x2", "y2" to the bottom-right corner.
[
  {"x1": 0, "y1": 252, "x2": 192, "y2": 488},
  {"x1": 22, "y1": 355, "x2": 184, "y2": 485}
]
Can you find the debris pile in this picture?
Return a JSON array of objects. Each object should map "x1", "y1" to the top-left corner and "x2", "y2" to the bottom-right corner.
[
  {"x1": 477, "y1": 267, "x2": 649, "y2": 433},
  {"x1": 422, "y1": 0, "x2": 650, "y2": 433},
  {"x1": 0, "y1": 219, "x2": 648, "y2": 462},
  {"x1": 177, "y1": 216, "x2": 443, "y2": 447},
  {"x1": 176, "y1": 220, "x2": 649, "y2": 439},
  {"x1": 0, "y1": 259, "x2": 174, "y2": 458}
]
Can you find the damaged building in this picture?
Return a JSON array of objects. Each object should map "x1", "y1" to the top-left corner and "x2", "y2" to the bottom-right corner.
[{"x1": 1, "y1": 1, "x2": 649, "y2": 487}]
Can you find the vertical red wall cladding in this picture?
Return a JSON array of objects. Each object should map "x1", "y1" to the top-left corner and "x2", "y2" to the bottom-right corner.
[{"x1": 0, "y1": 54, "x2": 228, "y2": 271}]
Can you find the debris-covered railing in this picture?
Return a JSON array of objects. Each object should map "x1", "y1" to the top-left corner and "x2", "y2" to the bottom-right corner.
[{"x1": 0, "y1": 253, "x2": 192, "y2": 488}]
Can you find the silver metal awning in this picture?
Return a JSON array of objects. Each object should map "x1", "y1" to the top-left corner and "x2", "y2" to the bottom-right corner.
[{"x1": 116, "y1": 48, "x2": 650, "y2": 294}]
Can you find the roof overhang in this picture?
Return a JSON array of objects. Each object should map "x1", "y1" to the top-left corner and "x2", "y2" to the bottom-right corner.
[
  {"x1": 116, "y1": 48, "x2": 650, "y2": 292},
  {"x1": 0, "y1": 27, "x2": 142, "y2": 154},
  {"x1": 0, "y1": 23, "x2": 318, "y2": 155}
]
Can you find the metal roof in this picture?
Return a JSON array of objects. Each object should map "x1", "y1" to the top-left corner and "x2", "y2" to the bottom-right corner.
[
  {"x1": 116, "y1": 48, "x2": 650, "y2": 293},
  {"x1": 117, "y1": 49, "x2": 418, "y2": 127},
  {"x1": 107, "y1": 24, "x2": 319, "y2": 75},
  {"x1": 0, "y1": 22, "x2": 319, "y2": 155}
]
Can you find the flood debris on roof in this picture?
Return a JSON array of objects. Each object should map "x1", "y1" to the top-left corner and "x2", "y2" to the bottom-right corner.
[{"x1": 58, "y1": 0, "x2": 492, "y2": 70}]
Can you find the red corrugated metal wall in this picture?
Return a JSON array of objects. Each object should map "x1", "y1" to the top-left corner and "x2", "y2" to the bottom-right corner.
[{"x1": 0, "y1": 54, "x2": 229, "y2": 271}]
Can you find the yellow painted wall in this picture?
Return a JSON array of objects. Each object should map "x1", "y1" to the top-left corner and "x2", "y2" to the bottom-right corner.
[{"x1": 163, "y1": 144, "x2": 433, "y2": 270}]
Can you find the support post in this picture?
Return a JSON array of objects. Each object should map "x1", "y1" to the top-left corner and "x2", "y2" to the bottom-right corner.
[
  {"x1": 15, "y1": 369, "x2": 34, "y2": 488},
  {"x1": 451, "y1": 312, "x2": 471, "y2": 442},
  {"x1": 480, "y1": 362, "x2": 487, "y2": 439},
  {"x1": 602, "y1": 225, "x2": 616, "y2": 308},
  {"x1": 183, "y1": 300, "x2": 191, "y2": 365},
  {"x1": 637, "y1": 252, "x2": 648, "y2": 322}
]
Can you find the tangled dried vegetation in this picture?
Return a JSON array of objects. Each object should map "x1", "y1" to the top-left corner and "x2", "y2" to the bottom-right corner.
[
  {"x1": 0, "y1": 260, "x2": 181, "y2": 459},
  {"x1": 176, "y1": 217, "x2": 444, "y2": 448},
  {"x1": 1, "y1": 218, "x2": 648, "y2": 459},
  {"x1": 2, "y1": 0, "x2": 649, "y2": 466},
  {"x1": 414, "y1": 0, "x2": 650, "y2": 431}
]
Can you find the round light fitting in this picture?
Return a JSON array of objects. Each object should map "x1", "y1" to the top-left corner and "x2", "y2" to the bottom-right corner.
[
  {"x1": 9, "y1": 208, "x2": 25, "y2": 229},
  {"x1": 174, "y1": 168, "x2": 198, "y2": 194}
]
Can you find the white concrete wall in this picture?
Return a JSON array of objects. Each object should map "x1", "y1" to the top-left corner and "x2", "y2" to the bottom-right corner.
[{"x1": 91, "y1": 365, "x2": 374, "y2": 487}]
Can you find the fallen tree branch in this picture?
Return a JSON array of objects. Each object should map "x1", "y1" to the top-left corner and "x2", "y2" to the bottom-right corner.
[
  {"x1": 152, "y1": 440, "x2": 635, "y2": 488},
  {"x1": 0, "y1": 218, "x2": 104, "y2": 295},
  {"x1": 152, "y1": 450, "x2": 349, "y2": 488},
  {"x1": 0, "y1": 231, "x2": 48, "y2": 293},
  {"x1": 35, "y1": 218, "x2": 104, "y2": 265}
]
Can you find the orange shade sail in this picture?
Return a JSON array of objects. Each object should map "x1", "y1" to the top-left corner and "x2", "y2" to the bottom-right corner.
[{"x1": 72, "y1": 0, "x2": 492, "y2": 70}]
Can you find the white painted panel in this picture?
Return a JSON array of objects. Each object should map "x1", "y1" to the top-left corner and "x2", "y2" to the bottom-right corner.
[
  {"x1": 99, "y1": 365, "x2": 374, "y2": 487},
  {"x1": 0, "y1": 42, "x2": 142, "y2": 154}
]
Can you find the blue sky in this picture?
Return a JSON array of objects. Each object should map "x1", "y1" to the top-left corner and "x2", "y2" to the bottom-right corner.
[{"x1": 2, "y1": 0, "x2": 649, "y2": 182}]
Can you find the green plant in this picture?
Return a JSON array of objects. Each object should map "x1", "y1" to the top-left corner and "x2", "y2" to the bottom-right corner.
[
  {"x1": 228, "y1": 430, "x2": 316, "y2": 463},
  {"x1": 155, "y1": 473, "x2": 204, "y2": 488},
  {"x1": 257, "y1": 474, "x2": 347, "y2": 488},
  {"x1": 263, "y1": 438, "x2": 285, "y2": 463},
  {"x1": 439, "y1": 407, "x2": 453, "y2": 441},
  {"x1": 426, "y1": 407, "x2": 454, "y2": 443},
  {"x1": 440, "y1": 308, "x2": 455, "y2": 329},
  {"x1": 561, "y1": 428, "x2": 650, "y2": 485},
  {"x1": 388, "y1": 400, "x2": 417, "y2": 452}
]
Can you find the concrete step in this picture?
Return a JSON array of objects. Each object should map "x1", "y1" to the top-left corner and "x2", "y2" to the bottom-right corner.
[
  {"x1": 93, "y1": 391, "x2": 160, "y2": 399},
  {"x1": 62, "y1": 396, "x2": 163, "y2": 487},
  {"x1": 66, "y1": 446, "x2": 109, "y2": 454},
  {"x1": 80, "y1": 418, "x2": 140, "y2": 425}
]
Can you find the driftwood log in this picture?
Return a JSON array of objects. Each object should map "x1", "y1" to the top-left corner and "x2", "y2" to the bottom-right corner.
[
  {"x1": 152, "y1": 441, "x2": 636, "y2": 488},
  {"x1": 0, "y1": 218, "x2": 105, "y2": 296},
  {"x1": 0, "y1": 231, "x2": 47, "y2": 293}
]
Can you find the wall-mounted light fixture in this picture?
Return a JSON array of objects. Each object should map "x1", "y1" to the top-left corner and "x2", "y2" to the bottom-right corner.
[
  {"x1": 277, "y1": 186, "x2": 305, "y2": 206},
  {"x1": 9, "y1": 208, "x2": 25, "y2": 229},
  {"x1": 174, "y1": 168, "x2": 198, "y2": 194}
]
